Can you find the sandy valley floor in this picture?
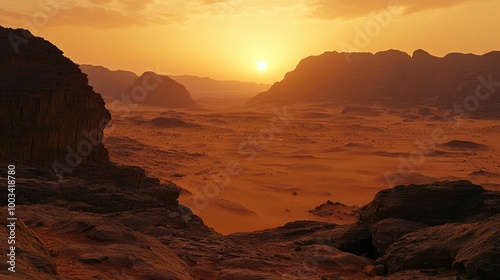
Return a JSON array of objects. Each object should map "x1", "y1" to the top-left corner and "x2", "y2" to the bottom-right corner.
[{"x1": 103, "y1": 98, "x2": 500, "y2": 234}]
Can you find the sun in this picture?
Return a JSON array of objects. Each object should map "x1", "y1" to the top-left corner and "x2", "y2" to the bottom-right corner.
[{"x1": 257, "y1": 61, "x2": 268, "y2": 72}]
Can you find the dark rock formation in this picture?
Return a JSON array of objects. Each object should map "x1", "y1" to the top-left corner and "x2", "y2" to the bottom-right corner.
[
  {"x1": 250, "y1": 50, "x2": 500, "y2": 118},
  {"x1": 79, "y1": 64, "x2": 138, "y2": 100},
  {"x1": 0, "y1": 26, "x2": 183, "y2": 213},
  {"x1": 383, "y1": 214, "x2": 500, "y2": 279},
  {"x1": 0, "y1": 26, "x2": 111, "y2": 165},
  {"x1": 353, "y1": 180, "x2": 500, "y2": 278},
  {"x1": 0, "y1": 26, "x2": 202, "y2": 278},
  {"x1": 370, "y1": 218, "x2": 428, "y2": 255},
  {"x1": 359, "y1": 180, "x2": 492, "y2": 225},
  {"x1": 125, "y1": 71, "x2": 197, "y2": 108}
]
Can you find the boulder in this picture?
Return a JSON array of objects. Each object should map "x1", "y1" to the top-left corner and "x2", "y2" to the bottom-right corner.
[
  {"x1": 383, "y1": 214, "x2": 500, "y2": 280},
  {"x1": 359, "y1": 180, "x2": 487, "y2": 225}
]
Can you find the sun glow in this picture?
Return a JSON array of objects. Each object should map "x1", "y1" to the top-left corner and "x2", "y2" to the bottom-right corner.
[{"x1": 257, "y1": 61, "x2": 268, "y2": 71}]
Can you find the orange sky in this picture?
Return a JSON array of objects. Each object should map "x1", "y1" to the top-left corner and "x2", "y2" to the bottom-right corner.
[{"x1": 1, "y1": 0, "x2": 499, "y2": 83}]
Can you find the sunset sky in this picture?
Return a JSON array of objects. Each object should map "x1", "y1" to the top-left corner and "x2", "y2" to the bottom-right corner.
[{"x1": 1, "y1": 0, "x2": 499, "y2": 83}]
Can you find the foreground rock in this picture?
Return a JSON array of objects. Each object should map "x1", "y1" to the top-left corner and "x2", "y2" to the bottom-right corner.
[
  {"x1": 384, "y1": 214, "x2": 500, "y2": 279},
  {"x1": 359, "y1": 180, "x2": 496, "y2": 225},
  {"x1": 0, "y1": 26, "x2": 203, "y2": 279},
  {"x1": 357, "y1": 181, "x2": 500, "y2": 279},
  {"x1": 0, "y1": 26, "x2": 110, "y2": 165}
]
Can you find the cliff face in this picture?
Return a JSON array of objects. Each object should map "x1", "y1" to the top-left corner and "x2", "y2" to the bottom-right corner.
[
  {"x1": 127, "y1": 72, "x2": 197, "y2": 108},
  {"x1": 250, "y1": 50, "x2": 500, "y2": 118},
  {"x1": 0, "y1": 26, "x2": 111, "y2": 165},
  {"x1": 0, "y1": 26, "x2": 199, "y2": 278},
  {"x1": 0, "y1": 25, "x2": 184, "y2": 211}
]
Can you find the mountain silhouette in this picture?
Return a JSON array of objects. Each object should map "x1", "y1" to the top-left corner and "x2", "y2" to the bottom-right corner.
[
  {"x1": 125, "y1": 71, "x2": 197, "y2": 108},
  {"x1": 81, "y1": 64, "x2": 270, "y2": 101},
  {"x1": 250, "y1": 50, "x2": 500, "y2": 118},
  {"x1": 80, "y1": 64, "x2": 137, "y2": 100}
]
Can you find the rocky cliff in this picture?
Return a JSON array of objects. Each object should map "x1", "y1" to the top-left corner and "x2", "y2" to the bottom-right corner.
[
  {"x1": 250, "y1": 50, "x2": 500, "y2": 118},
  {"x1": 0, "y1": 26, "x2": 111, "y2": 165},
  {"x1": 0, "y1": 26, "x2": 207, "y2": 278}
]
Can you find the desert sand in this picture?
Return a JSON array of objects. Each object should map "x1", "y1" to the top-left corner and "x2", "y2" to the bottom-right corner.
[{"x1": 104, "y1": 97, "x2": 500, "y2": 234}]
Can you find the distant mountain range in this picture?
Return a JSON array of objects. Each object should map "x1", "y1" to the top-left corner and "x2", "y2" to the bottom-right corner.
[
  {"x1": 80, "y1": 64, "x2": 270, "y2": 103},
  {"x1": 250, "y1": 50, "x2": 500, "y2": 118},
  {"x1": 80, "y1": 65, "x2": 137, "y2": 100},
  {"x1": 170, "y1": 75, "x2": 271, "y2": 99}
]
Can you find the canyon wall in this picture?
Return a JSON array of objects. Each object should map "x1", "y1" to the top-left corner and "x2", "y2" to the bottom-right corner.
[{"x1": 0, "y1": 26, "x2": 110, "y2": 165}]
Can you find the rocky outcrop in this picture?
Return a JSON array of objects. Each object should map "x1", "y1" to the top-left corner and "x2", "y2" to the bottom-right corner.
[
  {"x1": 350, "y1": 181, "x2": 500, "y2": 278},
  {"x1": 250, "y1": 50, "x2": 500, "y2": 118},
  {"x1": 126, "y1": 72, "x2": 197, "y2": 108},
  {"x1": 0, "y1": 26, "x2": 205, "y2": 279},
  {"x1": 0, "y1": 26, "x2": 111, "y2": 165},
  {"x1": 359, "y1": 180, "x2": 494, "y2": 225},
  {"x1": 0, "y1": 26, "x2": 183, "y2": 212},
  {"x1": 370, "y1": 218, "x2": 428, "y2": 255},
  {"x1": 79, "y1": 64, "x2": 138, "y2": 100},
  {"x1": 383, "y1": 214, "x2": 500, "y2": 279}
]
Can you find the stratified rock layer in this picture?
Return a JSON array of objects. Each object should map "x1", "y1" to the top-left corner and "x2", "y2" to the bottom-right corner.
[{"x1": 0, "y1": 26, "x2": 110, "y2": 165}]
